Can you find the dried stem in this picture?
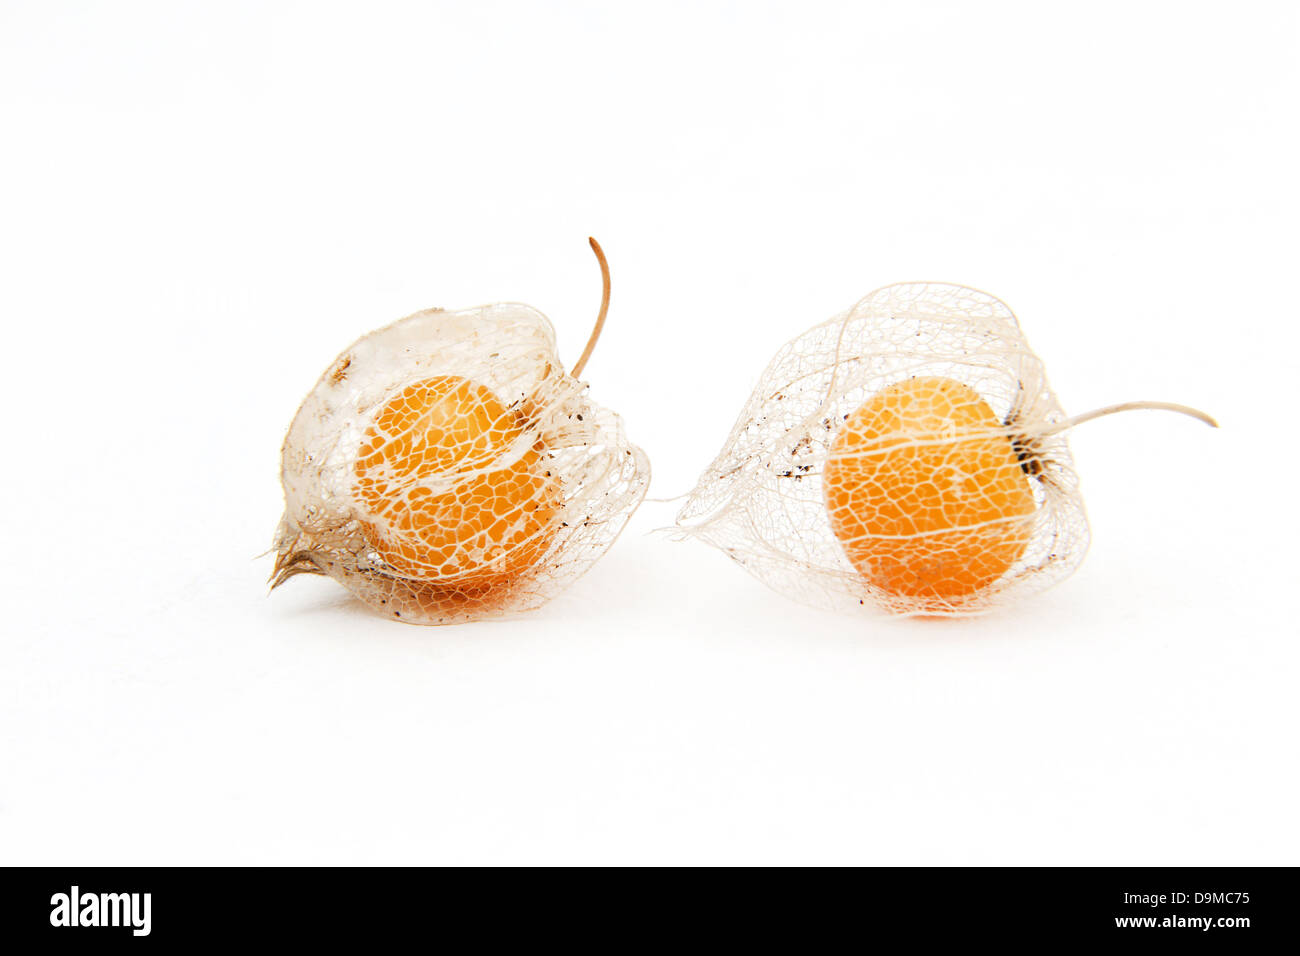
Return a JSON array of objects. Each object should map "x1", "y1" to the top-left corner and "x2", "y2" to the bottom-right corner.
[
  {"x1": 570, "y1": 237, "x2": 610, "y2": 379},
  {"x1": 1038, "y1": 400, "x2": 1218, "y2": 437}
]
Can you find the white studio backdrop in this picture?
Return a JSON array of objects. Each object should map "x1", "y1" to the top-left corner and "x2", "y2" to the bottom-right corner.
[{"x1": 1, "y1": 1, "x2": 1296, "y2": 864}]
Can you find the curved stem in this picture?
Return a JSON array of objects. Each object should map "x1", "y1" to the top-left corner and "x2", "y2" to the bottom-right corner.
[
  {"x1": 1037, "y1": 400, "x2": 1218, "y2": 437},
  {"x1": 570, "y1": 237, "x2": 611, "y2": 379}
]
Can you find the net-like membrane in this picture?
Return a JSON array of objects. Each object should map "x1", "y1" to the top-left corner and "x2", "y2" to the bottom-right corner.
[
  {"x1": 273, "y1": 303, "x2": 649, "y2": 624},
  {"x1": 675, "y1": 282, "x2": 1089, "y2": 616}
]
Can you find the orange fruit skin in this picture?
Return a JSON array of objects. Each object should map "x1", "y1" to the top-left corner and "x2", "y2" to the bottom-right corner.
[
  {"x1": 354, "y1": 375, "x2": 560, "y2": 597},
  {"x1": 822, "y1": 376, "x2": 1036, "y2": 608}
]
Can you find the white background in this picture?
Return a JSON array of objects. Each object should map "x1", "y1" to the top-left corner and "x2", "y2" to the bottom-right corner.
[{"x1": 2, "y1": 1, "x2": 1296, "y2": 865}]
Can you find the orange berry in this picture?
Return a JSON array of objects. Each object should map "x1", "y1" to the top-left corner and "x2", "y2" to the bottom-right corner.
[
  {"x1": 354, "y1": 375, "x2": 560, "y2": 596},
  {"x1": 823, "y1": 376, "x2": 1035, "y2": 609}
]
